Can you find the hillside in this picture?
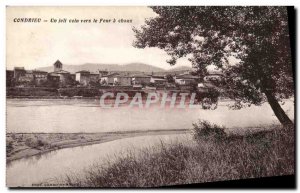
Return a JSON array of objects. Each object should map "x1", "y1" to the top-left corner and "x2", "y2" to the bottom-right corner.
[
  {"x1": 37, "y1": 62, "x2": 193, "y2": 74},
  {"x1": 167, "y1": 66, "x2": 193, "y2": 72}
]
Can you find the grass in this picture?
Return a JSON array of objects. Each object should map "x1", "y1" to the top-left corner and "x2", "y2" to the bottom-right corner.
[{"x1": 65, "y1": 121, "x2": 295, "y2": 187}]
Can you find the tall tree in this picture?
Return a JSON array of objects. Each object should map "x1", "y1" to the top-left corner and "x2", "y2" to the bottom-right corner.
[{"x1": 133, "y1": 6, "x2": 294, "y2": 126}]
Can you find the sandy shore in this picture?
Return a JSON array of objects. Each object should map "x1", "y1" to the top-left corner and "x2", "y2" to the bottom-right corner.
[{"x1": 6, "y1": 129, "x2": 190, "y2": 162}]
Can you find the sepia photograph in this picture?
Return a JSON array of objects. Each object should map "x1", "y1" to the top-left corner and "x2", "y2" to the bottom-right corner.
[{"x1": 5, "y1": 5, "x2": 295, "y2": 188}]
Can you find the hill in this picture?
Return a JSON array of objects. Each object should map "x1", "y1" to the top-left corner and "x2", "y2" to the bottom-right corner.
[
  {"x1": 37, "y1": 62, "x2": 193, "y2": 74},
  {"x1": 167, "y1": 66, "x2": 193, "y2": 72}
]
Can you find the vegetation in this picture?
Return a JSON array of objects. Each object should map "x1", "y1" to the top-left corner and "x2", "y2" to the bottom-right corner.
[
  {"x1": 133, "y1": 7, "x2": 294, "y2": 126},
  {"x1": 25, "y1": 138, "x2": 49, "y2": 150},
  {"x1": 6, "y1": 87, "x2": 59, "y2": 97},
  {"x1": 58, "y1": 88, "x2": 99, "y2": 97},
  {"x1": 65, "y1": 121, "x2": 294, "y2": 187},
  {"x1": 197, "y1": 88, "x2": 220, "y2": 104},
  {"x1": 166, "y1": 74, "x2": 175, "y2": 83}
]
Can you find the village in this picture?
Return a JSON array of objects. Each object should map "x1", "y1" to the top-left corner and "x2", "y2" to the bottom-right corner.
[
  {"x1": 6, "y1": 60, "x2": 223, "y2": 98},
  {"x1": 6, "y1": 60, "x2": 226, "y2": 106}
]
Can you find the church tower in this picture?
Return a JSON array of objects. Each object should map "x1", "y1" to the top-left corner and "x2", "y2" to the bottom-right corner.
[{"x1": 53, "y1": 60, "x2": 63, "y2": 72}]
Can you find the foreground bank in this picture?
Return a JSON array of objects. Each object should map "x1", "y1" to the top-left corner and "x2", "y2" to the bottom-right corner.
[
  {"x1": 64, "y1": 122, "x2": 294, "y2": 187},
  {"x1": 6, "y1": 129, "x2": 189, "y2": 162}
]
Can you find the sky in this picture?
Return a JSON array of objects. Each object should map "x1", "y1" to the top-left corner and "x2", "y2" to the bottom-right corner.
[{"x1": 6, "y1": 6, "x2": 192, "y2": 70}]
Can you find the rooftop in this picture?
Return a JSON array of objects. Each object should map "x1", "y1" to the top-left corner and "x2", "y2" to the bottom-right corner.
[
  {"x1": 50, "y1": 70, "x2": 70, "y2": 74},
  {"x1": 132, "y1": 74, "x2": 151, "y2": 78},
  {"x1": 151, "y1": 75, "x2": 165, "y2": 79},
  {"x1": 33, "y1": 70, "x2": 48, "y2": 74},
  {"x1": 103, "y1": 73, "x2": 120, "y2": 77},
  {"x1": 76, "y1": 70, "x2": 90, "y2": 74},
  {"x1": 14, "y1": 67, "x2": 25, "y2": 71},
  {"x1": 176, "y1": 74, "x2": 199, "y2": 79},
  {"x1": 54, "y1": 60, "x2": 63, "y2": 66}
]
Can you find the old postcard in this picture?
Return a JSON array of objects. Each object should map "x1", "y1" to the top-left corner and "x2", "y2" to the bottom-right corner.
[{"x1": 6, "y1": 6, "x2": 295, "y2": 188}]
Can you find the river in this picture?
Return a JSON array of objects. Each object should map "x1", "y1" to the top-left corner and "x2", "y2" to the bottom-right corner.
[
  {"x1": 6, "y1": 134, "x2": 191, "y2": 187},
  {"x1": 6, "y1": 98, "x2": 294, "y2": 187},
  {"x1": 6, "y1": 98, "x2": 294, "y2": 133}
]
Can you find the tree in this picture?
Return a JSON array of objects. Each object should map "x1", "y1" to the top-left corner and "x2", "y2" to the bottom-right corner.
[
  {"x1": 166, "y1": 74, "x2": 175, "y2": 83},
  {"x1": 133, "y1": 6, "x2": 294, "y2": 126},
  {"x1": 89, "y1": 80, "x2": 101, "y2": 88},
  {"x1": 100, "y1": 79, "x2": 107, "y2": 86}
]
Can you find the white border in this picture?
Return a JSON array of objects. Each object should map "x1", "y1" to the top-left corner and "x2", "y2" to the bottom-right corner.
[{"x1": 0, "y1": 0, "x2": 298, "y2": 193}]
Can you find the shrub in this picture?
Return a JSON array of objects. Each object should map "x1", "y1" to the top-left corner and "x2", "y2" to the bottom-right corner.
[
  {"x1": 193, "y1": 120, "x2": 227, "y2": 142},
  {"x1": 6, "y1": 141, "x2": 13, "y2": 154},
  {"x1": 25, "y1": 138, "x2": 48, "y2": 149}
]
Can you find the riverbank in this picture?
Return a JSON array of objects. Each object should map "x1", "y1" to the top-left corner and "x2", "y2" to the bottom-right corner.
[
  {"x1": 64, "y1": 123, "x2": 295, "y2": 187},
  {"x1": 6, "y1": 129, "x2": 190, "y2": 162},
  {"x1": 6, "y1": 124, "x2": 278, "y2": 163}
]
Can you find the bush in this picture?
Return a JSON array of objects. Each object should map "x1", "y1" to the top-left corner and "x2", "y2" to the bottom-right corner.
[
  {"x1": 25, "y1": 138, "x2": 48, "y2": 149},
  {"x1": 6, "y1": 141, "x2": 13, "y2": 154},
  {"x1": 193, "y1": 120, "x2": 227, "y2": 142}
]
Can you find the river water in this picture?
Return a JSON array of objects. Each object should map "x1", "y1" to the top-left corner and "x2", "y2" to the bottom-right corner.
[
  {"x1": 6, "y1": 134, "x2": 191, "y2": 187},
  {"x1": 6, "y1": 98, "x2": 294, "y2": 133},
  {"x1": 6, "y1": 98, "x2": 294, "y2": 187}
]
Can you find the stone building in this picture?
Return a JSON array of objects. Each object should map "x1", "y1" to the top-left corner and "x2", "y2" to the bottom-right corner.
[
  {"x1": 13, "y1": 67, "x2": 26, "y2": 81},
  {"x1": 175, "y1": 74, "x2": 199, "y2": 85},
  {"x1": 6, "y1": 70, "x2": 14, "y2": 86},
  {"x1": 49, "y1": 60, "x2": 72, "y2": 87},
  {"x1": 75, "y1": 70, "x2": 91, "y2": 86},
  {"x1": 75, "y1": 70, "x2": 100, "y2": 86},
  {"x1": 132, "y1": 74, "x2": 151, "y2": 85},
  {"x1": 90, "y1": 73, "x2": 100, "y2": 83},
  {"x1": 150, "y1": 75, "x2": 167, "y2": 85},
  {"x1": 113, "y1": 75, "x2": 132, "y2": 86},
  {"x1": 98, "y1": 70, "x2": 108, "y2": 78},
  {"x1": 100, "y1": 73, "x2": 119, "y2": 85},
  {"x1": 33, "y1": 70, "x2": 48, "y2": 86}
]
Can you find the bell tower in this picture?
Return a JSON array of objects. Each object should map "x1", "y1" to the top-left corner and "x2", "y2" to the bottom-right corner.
[{"x1": 53, "y1": 60, "x2": 63, "y2": 72}]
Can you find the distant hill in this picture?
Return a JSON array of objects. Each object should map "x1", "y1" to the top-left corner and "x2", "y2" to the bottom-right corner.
[
  {"x1": 167, "y1": 66, "x2": 193, "y2": 72},
  {"x1": 38, "y1": 63, "x2": 167, "y2": 73},
  {"x1": 37, "y1": 62, "x2": 193, "y2": 74}
]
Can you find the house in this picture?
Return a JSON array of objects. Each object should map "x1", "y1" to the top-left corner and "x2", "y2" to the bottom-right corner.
[
  {"x1": 49, "y1": 60, "x2": 72, "y2": 87},
  {"x1": 90, "y1": 73, "x2": 100, "y2": 83},
  {"x1": 100, "y1": 73, "x2": 119, "y2": 85},
  {"x1": 203, "y1": 72, "x2": 223, "y2": 82},
  {"x1": 12, "y1": 67, "x2": 48, "y2": 86},
  {"x1": 100, "y1": 76, "x2": 108, "y2": 85},
  {"x1": 47, "y1": 74, "x2": 60, "y2": 87},
  {"x1": 70, "y1": 74, "x2": 76, "y2": 81},
  {"x1": 6, "y1": 70, "x2": 14, "y2": 86},
  {"x1": 113, "y1": 75, "x2": 132, "y2": 86},
  {"x1": 132, "y1": 74, "x2": 151, "y2": 85},
  {"x1": 13, "y1": 67, "x2": 26, "y2": 81},
  {"x1": 175, "y1": 74, "x2": 199, "y2": 85},
  {"x1": 33, "y1": 70, "x2": 48, "y2": 86},
  {"x1": 18, "y1": 70, "x2": 34, "y2": 83},
  {"x1": 75, "y1": 70, "x2": 91, "y2": 86},
  {"x1": 49, "y1": 70, "x2": 71, "y2": 86},
  {"x1": 98, "y1": 70, "x2": 108, "y2": 78},
  {"x1": 150, "y1": 75, "x2": 166, "y2": 85},
  {"x1": 197, "y1": 82, "x2": 221, "y2": 92},
  {"x1": 75, "y1": 70, "x2": 100, "y2": 86}
]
